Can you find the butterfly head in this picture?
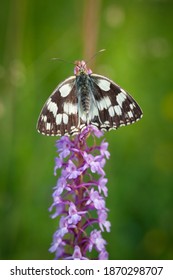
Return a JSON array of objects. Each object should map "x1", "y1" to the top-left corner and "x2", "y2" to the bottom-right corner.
[{"x1": 74, "y1": 60, "x2": 92, "y2": 76}]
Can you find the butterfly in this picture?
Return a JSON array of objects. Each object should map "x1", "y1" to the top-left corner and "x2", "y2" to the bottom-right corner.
[{"x1": 37, "y1": 60, "x2": 143, "y2": 136}]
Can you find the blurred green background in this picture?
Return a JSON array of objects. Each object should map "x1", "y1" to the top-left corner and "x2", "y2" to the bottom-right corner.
[{"x1": 0, "y1": 0, "x2": 173, "y2": 260}]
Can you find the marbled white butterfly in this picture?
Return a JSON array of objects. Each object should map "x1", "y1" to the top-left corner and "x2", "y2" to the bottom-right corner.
[{"x1": 37, "y1": 60, "x2": 143, "y2": 136}]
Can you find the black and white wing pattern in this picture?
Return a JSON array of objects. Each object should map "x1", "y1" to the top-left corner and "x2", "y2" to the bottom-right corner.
[
  {"x1": 89, "y1": 74, "x2": 142, "y2": 131},
  {"x1": 37, "y1": 76, "x2": 79, "y2": 136},
  {"x1": 37, "y1": 60, "x2": 143, "y2": 136}
]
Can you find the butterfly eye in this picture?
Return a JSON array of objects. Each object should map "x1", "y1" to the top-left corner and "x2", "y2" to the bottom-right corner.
[{"x1": 74, "y1": 64, "x2": 80, "y2": 75}]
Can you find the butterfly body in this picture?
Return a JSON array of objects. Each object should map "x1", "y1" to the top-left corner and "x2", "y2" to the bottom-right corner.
[
  {"x1": 37, "y1": 60, "x2": 143, "y2": 136},
  {"x1": 76, "y1": 72, "x2": 92, "y2": 116}
]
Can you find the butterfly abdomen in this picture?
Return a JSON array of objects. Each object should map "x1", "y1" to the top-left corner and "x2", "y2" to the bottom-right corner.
[{"x1": 76, "y1": 73, "x2": 91, "y2": 114}]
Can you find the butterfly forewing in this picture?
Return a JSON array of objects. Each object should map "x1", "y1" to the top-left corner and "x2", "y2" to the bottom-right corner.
[
  {"x1": 90, "y1": 74, "x2": 142, "y2": 130},
  {"x1": 37, "y1": 61, "x2": 143, "y2": 136},
  {"x1": 37, "y1": 76, "x2": 82, "y2": 136}
]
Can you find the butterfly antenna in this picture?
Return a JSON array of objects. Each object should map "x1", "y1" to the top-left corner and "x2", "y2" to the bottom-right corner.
[
  {"x1": 85, "y1": 49, "x2": 106, "y2": 65},
  {"x1": 51, "y1": 57, "x2": 74, "y2": 65}
]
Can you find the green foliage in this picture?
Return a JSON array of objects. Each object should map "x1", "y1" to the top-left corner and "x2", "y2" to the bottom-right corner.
[{"x1": 0, "y1": 0, "x2": 173, "y2": 259}]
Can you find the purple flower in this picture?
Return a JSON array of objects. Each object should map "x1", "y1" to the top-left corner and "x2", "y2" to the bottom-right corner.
[
  {"x1": 65, "y1": 160, "x2": 81, "y2": 179},
  {"x1": 99, "y1": 250, "x2": 109, "y2": 260},
  {"x1": 89, "y1": 230, "x2": 107, "y2": 253},
  {"x1": 59, "y1": 216, "x2": 69, "y2": 235},
  {"x1": 86, "y1": 189, "x2": 105, "y2": 210},
  {"x1": 97, "y1": 177, "x2": 108, "y2": 196},
  {"x1": 54, "y1": 244, "x2": 65, "y2": 259},
  {"x1": 98, "y1": 210, "x2": 111, "y2": 232},
  {"x1": 82, "y1": 152, "x2": 105, "y2": 175},
  {"x1": 65, "y1": 246, "x2": 88, "y2": 260},
  {"x1": 78, "y1": 125, "x2": 103, "y2": 141},
  {"x1": 67, "y1": 202, "x2": 86, "y2": 225},
  {"x1": 49, "y1": 125, "x2": 110, "y2": 259},
  {"x1": 49, "y1": 230, "x2": 66, "y2": 253},
  {"x1": 49, "y1": 195, "x2": 66, "y2": 218},
  {"x1": 100, "y1": 140, "x2": 110, "y2": 159},
  {"x1": 56, "y1": 136, "x2": 72, "y2": 158},
  {"x1": 54, "y1": 157, "x2": 63, "y2": 174},
  {"x1": 55, "y1": 176, "x2": 67, "y2": 195}
]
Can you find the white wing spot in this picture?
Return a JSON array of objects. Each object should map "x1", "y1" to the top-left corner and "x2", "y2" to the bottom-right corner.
[
  {"x1": 97, "y1": 100, "x2": 104, "y2": 110},
  {"x1": 108, "y1": 106, "x2": 115, "y2": 117},
  {"x1": 47, "y1": 101, "x2": 58, "y2": 117},
  {"x1": 91, "y1": 106, "x2": 99, "y2": 119},
  {"x1": 63, "y1": 103, "x2": 77, "y2": 115},
  {"x1": 98, "y1": 96, "x2": 112, "y2": 111},
  {"x1": 59, "y1": 83, "x2": 72, "y2": 97},
  {"x1": 56, "y1": 114, "x2": 62, "y2": 125},
  {"x1": 80, "y1": 124, "x2": 86, "y2": 129},
  {"x1": 130, "y1": 103, "x2": 135, "y2": 110},
  {"x1": 63, "y1": 113, "x2": 68, "y2": 124},
  {"x1": 104, "y1": 96, "x2": 112, "y2": 108},
  {"x1": 120, "y1": 123, "x2": 125, "y2": 127},
  {"x1": 71, "y1": 126, "x2": 79, "y2": 134},
  {"x1": 100, "y1": 126, "x2": 107, "y2": 131},
  {"x1": 114, "y1": 105, "x2": 122, "y2": 116},
  {"x1": 116, "y1": 92, "x2": 126, "y2": 107},
  {"x1": 128, "y1": 111, "x2": 134, "y2": 118},
  {"x1": 43, "y1": 115, "x2": 47, "y2": 122},
  {"x1": 46, "y1": 123, "x2": 51, "y2": 130},
  {"x1": 98, "y1": 79, "x2": 111, "y2": 91}
]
